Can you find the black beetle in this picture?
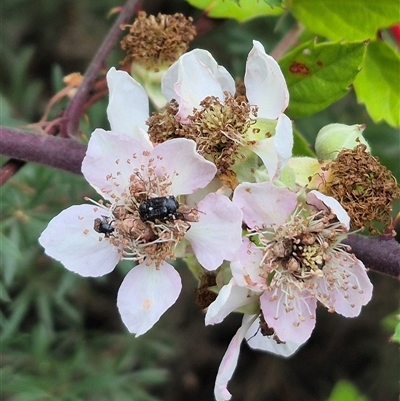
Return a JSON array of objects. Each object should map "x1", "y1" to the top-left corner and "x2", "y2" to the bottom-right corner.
[
  {"x1": 94, "y1": 216, "x2": 114, "y2": 236},
  {"x1": 139, "y1": 196, "x2": 180, "y2": 223}
]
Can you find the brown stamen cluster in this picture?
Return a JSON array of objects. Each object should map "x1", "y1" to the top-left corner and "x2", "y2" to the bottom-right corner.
[
  {"x1": 97, "y1": 162, "x2": 199, "y2": 267},
  {"x1": 120, "y1": 12, "x2": 196, "y2": 69},
  {"x1": 147, "y1": 93, "x2": 257, "y2": 175},
  {"x1": 258, "y1": 206, "x2": 347, "y2": 283},
  {"x1": 324, "y1": 144, "x2": 400, "y2": 233}
]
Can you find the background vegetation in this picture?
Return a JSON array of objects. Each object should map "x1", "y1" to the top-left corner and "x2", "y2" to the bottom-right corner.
[{"x1": 1, "y1": 0, "x2": 399, "y2": 400}]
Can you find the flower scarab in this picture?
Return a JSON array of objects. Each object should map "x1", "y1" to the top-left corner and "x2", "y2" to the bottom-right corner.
[
  {"x1": 93, "y1": 216, "x2": 115, "y2": 236},
  {"x1": 138, "y1": 195, "x2": 180, "y2": 223}
]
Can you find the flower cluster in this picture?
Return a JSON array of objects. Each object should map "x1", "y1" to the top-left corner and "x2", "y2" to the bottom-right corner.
[{"x1": 39, "y1": 33, "x2": 384, "y2": 401}]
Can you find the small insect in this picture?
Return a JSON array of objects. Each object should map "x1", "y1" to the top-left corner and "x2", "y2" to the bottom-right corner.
[
  {"x1": 138, "y1": 196, "x2": 181, "y2": 223},
  {"x1": 93, "y1": 216, "x2": 114, "y2": 236}
]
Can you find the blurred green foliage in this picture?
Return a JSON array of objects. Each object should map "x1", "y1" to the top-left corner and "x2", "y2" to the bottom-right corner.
[{"x1": 1, "y1": 0, "x2": 399, "y2": 400}]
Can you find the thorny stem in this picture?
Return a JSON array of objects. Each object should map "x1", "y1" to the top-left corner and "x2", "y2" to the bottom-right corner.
[
  {"x1": 0, "y1": 126, "x2": 86, "y2": 175},
  {"x1": 62, "y1": 0, "x2": 140, "y2": 138}
]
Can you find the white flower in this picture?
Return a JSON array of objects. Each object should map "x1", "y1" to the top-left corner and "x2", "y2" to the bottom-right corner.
[
  {"x1": 159, "y1": 40, "x2": 293, "y2": 181},
  {"x1": 39, "y1": 69, "x2": 243, "y2": 337},
  {"x1": 206, "y1": 182, "x2": 373, "y2": 400}
]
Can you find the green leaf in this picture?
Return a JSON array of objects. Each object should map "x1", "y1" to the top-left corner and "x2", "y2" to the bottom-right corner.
[
  {"x1": 289, "y1": 0, "x2": 399, "y2": 41},
  {"x1": 354, "y1": 41, "x2": 400, "y2": 127},
  {"x1": 293, "y1": 129, "x2": 315, "y2": 157},
  {"x1": 327, "y1": 380, "x2": 368, "y2": 401},
  {"x1": 186, "y1": 0, "x2": 283, "y2": 22},
  {"x1": 280, "y1": 40, "x2": 367, "y2": 117}
]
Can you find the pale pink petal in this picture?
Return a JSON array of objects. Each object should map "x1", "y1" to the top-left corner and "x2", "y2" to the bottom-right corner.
[
  {"x1": 244, "y1": 314, "x2": 303, "y2": 357},
  {"x1": 317, "y1": 253, "x2": 373, "y2": 317},
  {"x1": 245, "y1": 40, "x2": 289, "y2": 119},
  {"x1": 260, "y1": 288, "x2": 317, "y2": 343},
  {"x1": 232, "y1": 182, "x2": 297, "y2": 229},
  {"x1": 38, "y1": 205, "x2": 121, "y2": 277},
  {"x1": 162, "y1": 49, "x2": 234, "y2": 122},
  {"x1": 230, "y1": 238, "x2": 266, "y2": 291},
  {"x1": 117, "y1": 260, "x2": 181, "y2": 336},
  {"x1": 106, "y1": 67, "x2": 149, "y2": 134},
  {"x1": 82, "y1": 129, "x2": 153, "y2": 201},
  {"x1": 184, "y1": 193, "x2": 243, "y2": 270},
  {"x1": 307, "y1": 190, "x2": 350, "y2": 229},
  {"x1": 214, "y1": 315, "x2": 257, "y2": 401},
  {"x1": 205, "y1": 278, "x2": 259, "y2": 325},
  {"x1": 151, "y1": 138, "x2": 216, "y2": 196}
]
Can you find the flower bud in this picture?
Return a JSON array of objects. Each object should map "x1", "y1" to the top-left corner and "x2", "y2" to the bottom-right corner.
[{"x1": 315, "y1": 123, "x2": 370, "y2": 160}]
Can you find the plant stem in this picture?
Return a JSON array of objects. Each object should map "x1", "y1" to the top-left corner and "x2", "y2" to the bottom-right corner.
[
  {"x1": 0, "y1": 126, "x2": 86, "y2": 176},
  {"x1": 62, "y1": 0, "x2": 140, "y2": 138}
]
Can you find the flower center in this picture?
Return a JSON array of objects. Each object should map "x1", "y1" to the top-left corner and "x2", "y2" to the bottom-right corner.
[
  {"x1": 91, "y1": 164, "x2": 199, "y2": 267},
  {"x1": 147, "y1": 93, "x2": 257, "y2": 174},
  {"x1": 255, "y1": 206, "x2": 347, "y2": 284}
]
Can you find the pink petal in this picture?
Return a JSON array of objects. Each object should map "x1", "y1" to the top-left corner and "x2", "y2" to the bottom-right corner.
[
  {"x1": 162, "y1": 49, "x2": 234, "y2": 123},
  {"x1": 117, "y1": 260, "x2": 182, "y2": 336},
  {"x1": 184, "y1": 193, "x2": 243, "y2": 270},
  {"x1": 317, "y1": 253, "x2": 373, "y2": 317},
  {"x1": 82, "y1": 129, "x2": 153, "y2": 201},
  {"x1": 205, "y1": 278, "x2": 259, "y2": 325},
  {"x1": 260, "y1": 289, "x2": 317, "y2": 343},
  {"x1": 214, "y1": 315, "x2": 257, "y2": 401},
  {"x1": 230, "y1": 238, "x2": 266, "y2": 291},
  {"x1": 38, "y1": 205, "x2": 121, "y2": 277},
  {"x1": 232, "y1": 182, "x2": 297, "y2": 229},
  {"x1": 244, "y1": 314, "x2": 303, "y2": 357},
  {"x1": 245, "y1": 41, "x2": 289, "y2": 120},
  {"x1": 151, "y1": 138, "x2": 217, "y2": 195},
  {"x1": 307, "y1": 191, "x2": 350, "y2": 229},
  {"x1": 106, "y1": 67, "x2": 149, "y2": 134}
]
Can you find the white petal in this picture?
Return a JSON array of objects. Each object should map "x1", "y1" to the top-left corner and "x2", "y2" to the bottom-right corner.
[
  {"x1": 244, "y1": 314, "x2": 303, "y2": 357},
  {"x1": 162, "y1": 49, "x2": 235, "y2": 122},
  {"x1": 151, "y1": 138, "x2": 216, "y2": 195},
  {"x1": 230, "y1": 238, "x2": 266, "y2": 291},
  {"x1": 39, "y1": 205, "x2": 121, "y2": 277},
  {"x1": 214, "y1": 315, "x2": 257, "y2": 401},
  {"x1": 273, "y1": 114, "x2": 293, "y2": 177},
  {"x1": 117, "y1": 261, "x2": 181, "y2": 336},
  {"x1": 184, "y1": 193, "x2": 243, "y2": 270},
  {"x1": 205, "y1": 278, "x2": 258, "y2": 325},
  {"x1": 82, "y1": 129, "x2": 153, "y2": 201},
  {"x1": 106, "y1": 67, "x2": 149, "y2": 134},
  {"x1": 233, "y1": 182, "x2": 297, "y2": 229},
  {"x1": 245, "y1": 41, "x2": 289, "y2": 119},
  {"x1": 307, "y1": 190, "x2": 350, "y2": 229}
]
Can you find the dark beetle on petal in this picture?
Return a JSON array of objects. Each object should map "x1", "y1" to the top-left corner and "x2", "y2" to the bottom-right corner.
[
  {"x1": 139, "y1": 196, "x2": 180, "y2": 223},
  {"x1": 94, "y1": 216, "x2": 114, "y2": 236}
]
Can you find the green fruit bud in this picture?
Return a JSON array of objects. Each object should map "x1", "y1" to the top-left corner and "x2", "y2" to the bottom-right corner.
[{"x1": 315, "y1": 123, "x2": 370, "y2": 160}]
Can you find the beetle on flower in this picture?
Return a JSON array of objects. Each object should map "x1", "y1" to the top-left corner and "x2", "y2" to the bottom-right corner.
[{"x1": 39, "y1": 69, "x2": 243, "y2": 337}]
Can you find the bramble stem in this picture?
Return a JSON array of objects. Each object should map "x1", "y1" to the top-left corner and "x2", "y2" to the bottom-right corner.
[
  {"x1": 63, "y1": 0, "x2": 140, "y2": 138},
  {"x1": 0, "y1": 126, "x2": 86, "y2": 175}
]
